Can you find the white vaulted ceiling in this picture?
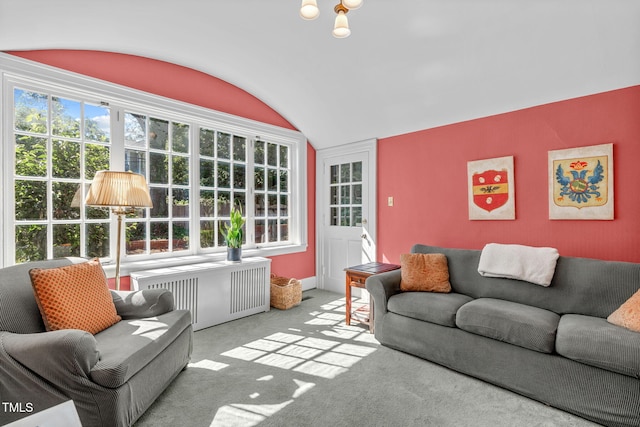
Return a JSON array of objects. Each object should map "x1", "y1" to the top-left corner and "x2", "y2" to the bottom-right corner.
[{"x1": 1, "y1": 0, "x2": 639, "y2": 150}]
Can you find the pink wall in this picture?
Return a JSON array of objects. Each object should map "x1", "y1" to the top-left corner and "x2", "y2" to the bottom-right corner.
[
  {"x1": 378, "y1": 86, "x2": 640, "y2": 264},
  {"x1": 9, "y1": 50, "x2": 316, "y2": 284}
]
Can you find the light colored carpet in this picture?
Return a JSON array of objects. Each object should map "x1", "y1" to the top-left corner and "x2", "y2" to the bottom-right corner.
[{"x1": 134, "y1": 289, "x2": 601, "y2": 427}]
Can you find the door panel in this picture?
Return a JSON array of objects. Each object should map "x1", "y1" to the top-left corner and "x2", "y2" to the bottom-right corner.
[{"x1": 317, "y1": 140, "x2": 376, "y2": 295}]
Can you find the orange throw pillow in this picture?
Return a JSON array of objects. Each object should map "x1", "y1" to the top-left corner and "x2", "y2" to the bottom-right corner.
[
  {"x1": 400, "y1": 253, "x2": 451, "y2": 293},
  {"x1": 29, "y1": 259, "x2": 121, "y2": 335},
  {"x1": 607, "y1": 289, "x2": 640, "y2": 333}
]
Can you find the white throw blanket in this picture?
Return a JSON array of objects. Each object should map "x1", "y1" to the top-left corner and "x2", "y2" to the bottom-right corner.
[{"x1": 477, "y1": 243, "x2": 559, "y2": 287}]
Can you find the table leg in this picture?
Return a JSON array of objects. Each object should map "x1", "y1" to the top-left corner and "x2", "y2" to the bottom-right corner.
[
  {"x1": 369, "y1": 296, "x2": 374, "y2": 333},
  {"x1": 345, "y1": 273, "x2": 352, "y2": 326}
]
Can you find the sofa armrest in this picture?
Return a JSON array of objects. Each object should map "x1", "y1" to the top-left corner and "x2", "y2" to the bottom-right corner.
[
  {"x1": 1, "y1": 329, "x2": 99, "y2": 378},
  {"x1": 365, "y1": 269, "x2": 402, "y2": 316},
  {"x1": 111, "y1": 289, "x2": 175, "y2": 319}
]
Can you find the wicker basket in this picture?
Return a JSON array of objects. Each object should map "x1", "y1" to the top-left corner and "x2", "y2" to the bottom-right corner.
[{"x1": 270, "y1": 274, "x2": 302, "y2": 310}]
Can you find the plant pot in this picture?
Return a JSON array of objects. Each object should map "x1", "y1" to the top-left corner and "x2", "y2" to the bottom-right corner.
[{"x1": 227, "y1": 247, "x2": 242, "y2": 262}]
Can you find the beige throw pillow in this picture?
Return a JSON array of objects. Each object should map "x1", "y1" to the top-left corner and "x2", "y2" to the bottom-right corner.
[
  {"x1": 400, "y1": 253, "x2": 451, "y2": 293},
  {"x1": 607, "y1": 289, "x2": 640, "y2": 333}
]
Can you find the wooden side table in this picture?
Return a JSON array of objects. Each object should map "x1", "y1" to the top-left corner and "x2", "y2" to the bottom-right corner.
[{"x1": 345, "y1": 262, "x2": 400, "y2": 332}]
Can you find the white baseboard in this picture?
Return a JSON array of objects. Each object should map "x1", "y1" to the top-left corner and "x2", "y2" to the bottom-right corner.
[{"x1": 300, "y1": 276, "x2": 316, "y2": 291}]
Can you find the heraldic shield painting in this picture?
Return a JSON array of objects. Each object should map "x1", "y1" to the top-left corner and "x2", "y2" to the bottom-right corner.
[
  {"x1": 467, "y1": 156, "x2": 515, "y2": 220},
  {"x1": 548, "y1": 143, "x2": 613, "y2": 220}
]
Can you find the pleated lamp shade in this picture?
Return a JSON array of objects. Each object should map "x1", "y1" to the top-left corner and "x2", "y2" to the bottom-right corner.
[{"x1": 85, "y1": 171, "x2": 153, "y2": 208}]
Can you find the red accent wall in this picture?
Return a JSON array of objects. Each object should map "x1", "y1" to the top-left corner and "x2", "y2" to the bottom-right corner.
[
  {"x1": 9, "y1": 50, "x2": 316, "y2": 287},
  {"x1": 378, "y1": 86, "x2": 640, "y2": 264}
]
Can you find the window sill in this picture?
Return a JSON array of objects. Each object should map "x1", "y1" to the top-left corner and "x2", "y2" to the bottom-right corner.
[{"x1": 101, "y1": 244, "x2": 307, "y2": 279}]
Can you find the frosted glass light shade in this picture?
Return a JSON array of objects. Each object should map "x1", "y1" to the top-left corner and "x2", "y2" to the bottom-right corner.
[
  {"x1": 85, "y1": 170, "x2": 153, "y2": 208},
  {"x1": 332, "y1": 11, "x2": 351, "y2": 38},
  {"x1": 300, "y1": 0, "x2": 319, "y2": 20},
  {"x1": 342, "y1": 0, "x2": 363, "y2": 10}
]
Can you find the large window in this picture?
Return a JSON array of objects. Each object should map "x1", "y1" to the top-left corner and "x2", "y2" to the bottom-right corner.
[
  {"x1": 254, "y1": 140, "x2": 291, "y2": 244},
  {"x1": 124, "y1": 112, "x2": 192, "y2": 255},
  {"x1": 13, "y1": 89, "x2": 111, "y2": 262},
  {"x1": 1, "y1": 55, "x2": 307, "y2": 267}
]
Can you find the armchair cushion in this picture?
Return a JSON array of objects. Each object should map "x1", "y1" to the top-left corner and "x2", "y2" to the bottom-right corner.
[
  {"x1": 29, "y1": 259, "x2": 121, "y2": 335},
  {"x1": 111, "y1": 289, "x2": 175, "y2": 319},
  {"x1": 90, "y1": 309, "x2": 192, "y2": 388}
]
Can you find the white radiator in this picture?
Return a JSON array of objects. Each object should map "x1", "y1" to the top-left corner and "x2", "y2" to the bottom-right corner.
[{"x1": 130, "y1": 257, "x2": 271, "y2": 331}]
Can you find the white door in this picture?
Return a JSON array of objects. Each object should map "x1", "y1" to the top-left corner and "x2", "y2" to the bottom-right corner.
[{"x1": 317, "y1": 139, "x2": 376, "y2": 294}]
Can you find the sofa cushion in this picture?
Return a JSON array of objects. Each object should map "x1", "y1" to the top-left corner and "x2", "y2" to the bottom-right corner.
[
  {"x1": 400, "y1": 253, "x2": 451, "y2": 293},
  {"x1": 29, "y1": 259, "x2": 121, "y2": 335},
  {"x1": 388, "y1": 292, "x2": 473, "y2": 327},
  {"x1": 607, "y1": 288, "x2": 640, "y2": 332},
  {"x1": 90, "y1": 309, "x2": 192, "y2": 388},
  {"x1": 456, "y1": 298, "x2": 559, "y2": 353},
  {"x1": 556, "y1": 314, "x2": 640, "y2": 378}
]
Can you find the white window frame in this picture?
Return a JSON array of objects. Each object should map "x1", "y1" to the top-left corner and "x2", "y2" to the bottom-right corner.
[{"x1": 0, "y1": 53, "x2": 307, "y2": 273}]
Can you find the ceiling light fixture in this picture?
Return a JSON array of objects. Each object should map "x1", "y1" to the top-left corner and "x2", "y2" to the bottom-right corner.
[{"x1": 300, "y1": 0, "x2": 364, "y2": 38}]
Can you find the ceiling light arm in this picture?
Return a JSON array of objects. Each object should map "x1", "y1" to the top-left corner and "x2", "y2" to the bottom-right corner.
[{"x1": 334, "y1": 2, "x2": 349, "y2": 15}]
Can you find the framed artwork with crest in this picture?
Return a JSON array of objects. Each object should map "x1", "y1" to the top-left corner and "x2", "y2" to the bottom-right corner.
[
  {"x1": 467, "y1": 155, "x2": 515, "y2": 220},
  {"x1": 548, "y1": 143, "x2": 613, "y2": 220}
]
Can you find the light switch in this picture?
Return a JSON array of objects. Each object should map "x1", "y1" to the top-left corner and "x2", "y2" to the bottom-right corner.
[{"x1": 388, "y1": 196, "x2": 394, "y2": 206}]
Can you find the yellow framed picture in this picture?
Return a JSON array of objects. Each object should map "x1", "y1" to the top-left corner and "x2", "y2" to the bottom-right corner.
[{"x1": 548, "y1": 143, "x2": 613, "y2": 220}]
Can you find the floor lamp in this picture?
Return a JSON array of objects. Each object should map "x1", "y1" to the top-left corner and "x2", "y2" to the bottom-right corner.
[{"x1": 85, "y1": 171, "x2": 153, "y2": 290}]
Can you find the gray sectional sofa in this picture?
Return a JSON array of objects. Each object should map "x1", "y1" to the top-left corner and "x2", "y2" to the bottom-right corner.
[
  {"x1": 0, "y1": 258, "x2": 193, "y2": 426},
  {"x1": 366, "y1": 244, "x2": 640, "y2": 427}
]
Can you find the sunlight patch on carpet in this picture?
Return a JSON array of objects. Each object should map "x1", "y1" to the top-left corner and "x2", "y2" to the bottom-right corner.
[
  {"x1": 333, "y1": 343, "x2": 377, "y2": 357},
  {"x1": 221, "y1": 347, "x2": 266, "y2": 361},
  {"x1": 314, "y1": 351, "x2": 361, "y2": 368},
  {"x1": 221, "y1": 299, "x2": 378, "y2": 379},
  {"x1": 263, "y1": 332, "x2": 305, "y2": 343},
  {"x1": 210, "y1": 379, "x2": 315, "y2": 426},
  {"x1": 232, "y1": 400, "x2": 294, "y2": 417},
  {"x1": 277, "y1": 344, "x2": 324, "y2": 359},
  {"x1": 292, "y1": 379, "x2": 315, "y2": 398},
  {"x1": 293, "y1": 360, "x2": 348, "y2": 379},
  {"x1": 295, "y1": 336, "x2": 340, "y2": 350},
  {"x1": 188, "y1": 359, "x2": 229, "y2": 371},
  {"x1": 254, "y1": 353, "x2": 305, "y2": 369},
  {"x1": 305, "y1": 317, "x2": 341, "y2": 326},
  {"x1": 243, "y1": 338, "x2": 288, "y2": 352},
  {"x1": 209, "y1": 297, "x2": 379, "y2": 425},
  {"x1": 321, "y1": 324, "x2": 365, "y2": 340},
  {"x1": 210, "y1": 405, "x2": 265, "y2": 427},
  {"x1": 319, "y1": 297, "x2": 346, "y2": 312}
]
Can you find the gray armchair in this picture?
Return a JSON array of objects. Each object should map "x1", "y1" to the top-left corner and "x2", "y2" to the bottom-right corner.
[{"x1": 0, "y1": 258, "x2": 192, "y2": 427}]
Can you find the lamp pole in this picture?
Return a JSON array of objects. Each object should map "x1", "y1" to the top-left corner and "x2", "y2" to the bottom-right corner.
[{"x1": 113, "y1": 207, "x2": 127, "y2": 291}]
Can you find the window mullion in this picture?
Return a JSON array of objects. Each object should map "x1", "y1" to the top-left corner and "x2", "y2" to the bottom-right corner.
[
  {"x1": 246, "y1": 137, "x2": 256, "y2": 247},
  {"x1": 190, "y1": 124, "x2": 200, "y2": 252},
  {"x1": 110, "y1": 107, "x2": 125, "y2": 171}
]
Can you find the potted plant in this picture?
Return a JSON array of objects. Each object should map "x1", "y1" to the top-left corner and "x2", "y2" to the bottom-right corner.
[{"x1": 221, "y1": 205, "x2": 245, "y2": 262}]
